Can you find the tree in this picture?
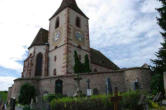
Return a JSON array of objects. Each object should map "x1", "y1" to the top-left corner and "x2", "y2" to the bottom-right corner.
[
  {"x1": 84, "y1": 54, "x2": 91, "y2": 72},
  {"x1": 74, "y1": 51, "x2": 82, "y2": 73},
  {"x1": 151, "y1": 0, "x2": 166, "y2": 95},
  {"x1": 73, "y1": 51, "x2": 91, "y2": 73},
  {"x1": 18, "y1": 83, "x2": 36, "y2": 105}
]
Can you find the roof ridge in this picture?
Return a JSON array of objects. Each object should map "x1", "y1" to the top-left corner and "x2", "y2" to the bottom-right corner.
[{"x1": 28, "y1": 28, "x2": 48, "y2": 49}]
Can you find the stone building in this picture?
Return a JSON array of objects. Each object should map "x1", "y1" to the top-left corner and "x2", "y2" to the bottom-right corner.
[{"x1": 8, "y1": 0, "x2": 152, "y2": 99}]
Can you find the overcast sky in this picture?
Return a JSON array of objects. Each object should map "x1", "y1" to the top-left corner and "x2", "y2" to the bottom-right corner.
[{"x1": 0, "y1": 0, "x2": 162, "y2": 91}]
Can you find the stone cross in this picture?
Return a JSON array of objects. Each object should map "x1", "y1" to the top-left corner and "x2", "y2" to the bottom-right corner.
[
  {"x1": 86, "y1": 79, "x2": 90, "y2": 89},
  {"x1": 74, "y1": 73, "x2": 82, "y2": 96},
  {"x1": 111, "y1": 87, "x2": 122, "y2": 110}
]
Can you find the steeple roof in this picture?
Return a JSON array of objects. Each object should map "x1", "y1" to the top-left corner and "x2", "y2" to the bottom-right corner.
[{"x1": 49, "y1": 0, "x2": 88, "y2": 20}]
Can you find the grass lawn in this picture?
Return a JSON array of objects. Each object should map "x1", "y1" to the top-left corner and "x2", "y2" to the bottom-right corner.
[{"x1": 0, "y1": 91, "x2": 8, "y2": 103}]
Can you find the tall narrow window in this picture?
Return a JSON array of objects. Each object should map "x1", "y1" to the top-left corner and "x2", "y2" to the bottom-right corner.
[
  {"x1": 76, "y1": 17, "x2": 81, "y2": 28},
  {"x1": 55, "y1": 17, "x2": 59, "y2": 29},
  {"x1": 35, "y1": 53, "x2": 43, "y2": 76},
  {"x1": 54, "y1": 56, "x2": 57, "y2": 61},
  {"x1": 54, "y1": 69, "x2": 57, "y2": 76}
]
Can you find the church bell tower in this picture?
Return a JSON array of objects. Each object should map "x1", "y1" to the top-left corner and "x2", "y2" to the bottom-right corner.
[{"x1": 48, "y1": 0, "x2": 90, "y2": 76}]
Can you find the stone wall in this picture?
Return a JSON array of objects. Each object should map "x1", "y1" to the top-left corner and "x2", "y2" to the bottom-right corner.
[
  {"x1": 10, "y1": 78, "x2": 39, "y2": 99},
  {"x1": 124, "y1": 68, "x2": 151, "y2": 91},
  {"x1": 10, "y1": 68, "x2": 152, "y2": 100}
]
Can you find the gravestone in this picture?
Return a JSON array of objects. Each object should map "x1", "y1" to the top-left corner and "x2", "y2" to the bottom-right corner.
[
  {"x1": 86, "y1": 79, "x2": 92, "y2": 96},
  {"x1": 153, "y1": 92, "x2": 162, "y2": 102},
  {"x1": 106, "y1": 78, "x2": 112, "y2": 95},
  {"x1": 138, "y1": 95, "x2": 146, "y2": 105},
  {"x1": 138, "y1": 94, "x2": 149, "y2": 110}
]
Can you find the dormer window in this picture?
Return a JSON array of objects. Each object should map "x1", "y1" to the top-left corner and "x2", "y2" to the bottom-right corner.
[
  {"x1": 76, "y1": 17, "x2": 81, "y2": 28},
  {"x1": 55, "y1": 17, "x2": 59, "y2": 29}
]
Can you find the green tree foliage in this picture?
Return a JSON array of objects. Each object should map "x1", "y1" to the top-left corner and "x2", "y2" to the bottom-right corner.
[
  {"x1": 151, "y1": 0, "x2": 166, "y2": 95},
  {"x1": 84, "y1": 54, "x2": 91, "y2": 72},
  {"x1": 151, "y1": 74, "x2": 164, "y2": 95},
  {"x1": 74, "y1": 51, "x2": 91, "y2": 73},
  {"x1": 74, "y1": 51, "x2": 82, "y2": 73},
  {"x1": 18, "y1": 83, "x2": 36, "y2": 105}
]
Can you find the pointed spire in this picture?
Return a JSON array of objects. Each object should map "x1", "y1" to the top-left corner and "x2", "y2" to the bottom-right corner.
[{"x1": 50, "y1": 0, "x2": 88, "y2": 20}]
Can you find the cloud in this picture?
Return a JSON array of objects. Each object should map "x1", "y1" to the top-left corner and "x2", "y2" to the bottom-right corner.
[{"x1": 0, "y1": 76, "x2": 16, "y2": 91}]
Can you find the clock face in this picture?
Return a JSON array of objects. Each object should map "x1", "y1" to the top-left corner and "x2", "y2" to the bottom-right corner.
[
  {"x1": 75, "y1": 31, "x2": 84, "y2": 41},
  {"x1": 54, "y1": 31, "x2": 60, "y2": 41}
]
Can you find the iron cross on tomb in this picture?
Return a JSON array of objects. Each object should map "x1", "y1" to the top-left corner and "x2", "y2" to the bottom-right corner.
[{"x1": 111, "y1": 87, "x2": 122, "y2": 110}]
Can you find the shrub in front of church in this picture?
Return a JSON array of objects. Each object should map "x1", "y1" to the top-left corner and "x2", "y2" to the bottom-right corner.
[
  {"x1": 18, "y1": 83, "x2": 36, "y2": 105},
  {"x1": 50, "y1": 91, "x2": 144, "y2": 110},
  {"x1": 50, "y1": 95, "x2": 113, "y2": 110},
  {"x1": 43, "y1": 94, "x2": 64, "y2": 102},
  {"x1": 121, "y1": 90, "x2": 142, "y2": 110},
  {"x1": 74, "y1": 51, "x2": 91, "y2": 73}
]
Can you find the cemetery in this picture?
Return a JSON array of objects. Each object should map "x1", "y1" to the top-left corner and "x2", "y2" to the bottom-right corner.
[
  {"x1": 5, "y1": 72, "x2": 166, "y2": 110},
  {"x1": 2, "y1": 0, "x2": 166, "y2": 109}
]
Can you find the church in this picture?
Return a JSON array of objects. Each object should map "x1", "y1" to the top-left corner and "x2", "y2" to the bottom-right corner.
[{"x1": 8, "y1": 0, "x2": 152, "y2": 99}]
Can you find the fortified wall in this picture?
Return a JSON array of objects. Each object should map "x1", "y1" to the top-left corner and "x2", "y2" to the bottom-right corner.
[{"x1": 9, "y1": 67, "x2": 151, "y2": 99}]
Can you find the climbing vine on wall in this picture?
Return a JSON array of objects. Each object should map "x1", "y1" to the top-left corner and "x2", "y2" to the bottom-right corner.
[{"x1": 73, "y1": 51, "x2": 91, "y2": 73}]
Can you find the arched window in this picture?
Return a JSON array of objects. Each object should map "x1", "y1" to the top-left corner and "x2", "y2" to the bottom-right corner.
[
  {"x1": 35, "y1": 53, "x2": 43, "y2": 76},
  {"x1": 76, "y1": 17, "x2": 81, "y2": 28},
  {"x1": 55, "y1": 79, "x2": 63, "y2": 94},
  {"x1": 54, "y1": 56, "x2": 57, "y2": 62},
  {"x1": 55, "y1": 17, "x2": 60, "y2": 29},
  {"x1": 54, "y1": 69, "x2": 56, "y2": 76}
]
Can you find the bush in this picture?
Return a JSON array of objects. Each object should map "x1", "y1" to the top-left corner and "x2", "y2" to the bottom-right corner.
[
  {"x1": 93, "y1": 88, "x2": 99, "y2": 95},
  {"x1": 23, "y1": 105, "x2": 31, "y2": 110},
  {"x1": 121, "y1": 90, "x2": 142, "y2": 110},
  {"x1": 18, "y1": 83, "x2": 36, "y2": 105},
  {"x1": 149, "y1": 100, "x2": 165, "y2": 110},
  {"x1": 43, "y1": 94, "x2": 64, "y2": 102},
  {"x1": 50, "y1": 91, "x2": 144, "y2": 110},
  {"x1": 50, "y1": 95, "x2": 114, "y2": 110},
  {"x1": 23, "y1": 105, "x2": 36, "y2": 110}
]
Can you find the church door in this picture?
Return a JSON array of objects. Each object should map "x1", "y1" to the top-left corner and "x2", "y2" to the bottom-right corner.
[
  {"x1": 35, "y1": 53, "x2": 43, "y2": 76},
  {"x1": 55, "y1": 79, "x2": 63, "y2": 95}
]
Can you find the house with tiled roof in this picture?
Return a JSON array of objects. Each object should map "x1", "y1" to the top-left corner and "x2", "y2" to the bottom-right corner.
[{"x1": 8, "y1": 0, "x2": 151, "y2": 99}]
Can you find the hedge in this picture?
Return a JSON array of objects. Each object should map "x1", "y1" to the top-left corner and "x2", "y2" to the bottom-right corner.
[
  {"x1": 50, "y1": 91, "x2": 143, "y2": 110},
  {"x1": 50, "y1": 95, "x2": 114, "y2": 110}
]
